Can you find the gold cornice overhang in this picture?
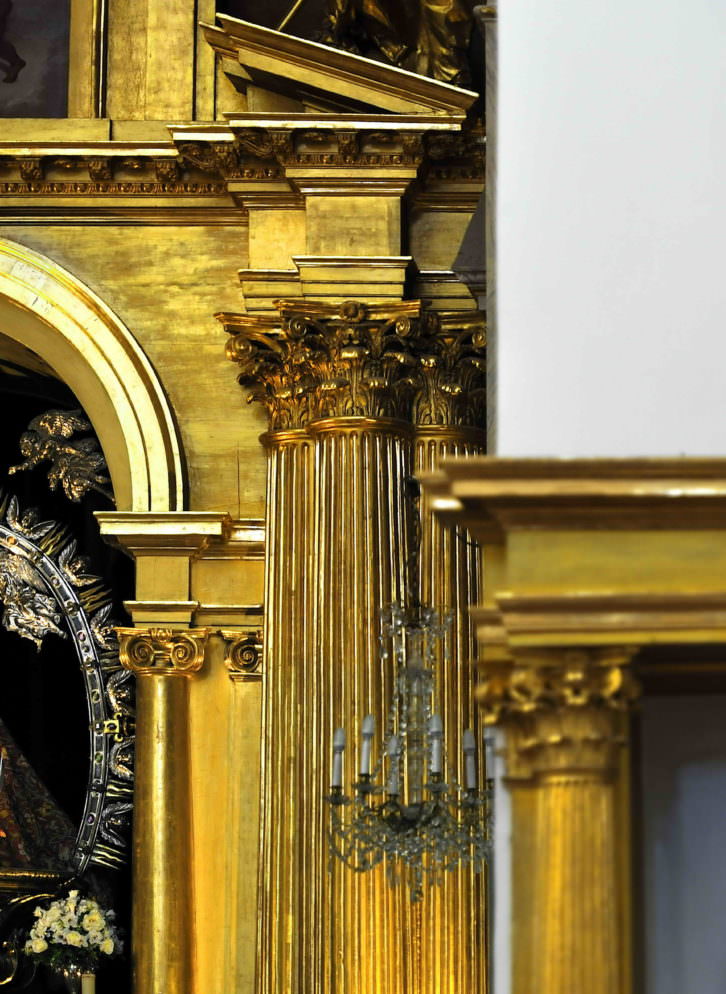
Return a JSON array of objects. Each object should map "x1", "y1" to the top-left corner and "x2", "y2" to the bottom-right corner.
[
  {"x1": 202, "y1": 16, "x2": 478, "y2": 117},
  {"x1": 474, "y1": 592, "x2": 726, "y2": 648},
  {"x1": 96, "y1": 511, "x2": 233, "y2": 556},
  {"x1": 422, "y1": 457, "x2": 726, "y2": 664},
  {"x1": 422, "y1": 457, "x2": 726, "y2": 541}
]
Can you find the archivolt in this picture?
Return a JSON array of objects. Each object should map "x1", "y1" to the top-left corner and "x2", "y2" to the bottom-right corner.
[{"x1": 0, "y1": 237, "x2": 184, "y2": 511}]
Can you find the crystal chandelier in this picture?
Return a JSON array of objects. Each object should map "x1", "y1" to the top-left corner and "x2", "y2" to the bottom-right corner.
[{"x1": 326, "y1": 481, "x2": 491, "y2": 901}]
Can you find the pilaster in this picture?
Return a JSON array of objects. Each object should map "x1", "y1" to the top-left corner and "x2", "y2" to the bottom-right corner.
[{"x1": 116, "y1": 627, "x2": 209, "y2": 994}]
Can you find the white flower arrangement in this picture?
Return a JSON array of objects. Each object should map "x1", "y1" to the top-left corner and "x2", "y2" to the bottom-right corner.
[{"x1": 23, "y1": 890, "x2": 122, "y2": 972}]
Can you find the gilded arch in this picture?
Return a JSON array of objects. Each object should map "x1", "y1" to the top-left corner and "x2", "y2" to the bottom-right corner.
[{"x1": 0, "y1": 238, "x2": 185, "y2": 512}]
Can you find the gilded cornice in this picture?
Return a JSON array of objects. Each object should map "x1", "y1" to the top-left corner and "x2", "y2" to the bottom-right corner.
[
  {"x1": 203, "y1": 16, "x2": 478, "y2": 117},
  {"x1": 422, "y1": 457, "x2": 726, "y2": 540},
  {"x1": 116, "y1": 627, "x2": 209, "y2": 677},
  {"x1": 0, "y1": 142, "x2": 226, "y2": 198}
]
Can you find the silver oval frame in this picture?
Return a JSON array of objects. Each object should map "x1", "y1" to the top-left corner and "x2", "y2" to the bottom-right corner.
[{"x1": 0, "y1": 494, "x2": 134, "y2": 874}]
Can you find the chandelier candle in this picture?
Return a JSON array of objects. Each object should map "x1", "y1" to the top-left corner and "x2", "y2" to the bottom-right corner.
[
  {"x1": 332, "y1": 729, "x2": 345, "y2": 789},
  {"x1": 360, "y1": 714, "x2": 375, "y2": 777},
  {"x1": 428, "y1": 714, "x2": 443, "y2": 776},
  {"x1": 463, "y1": 730, "x2": 477, "y2": 790}
]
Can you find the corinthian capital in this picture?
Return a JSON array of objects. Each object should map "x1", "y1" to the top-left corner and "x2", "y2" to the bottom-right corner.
[
  {"x1": 479, "y1": 647, "x2": 640, "y2": 775},
  {"x1": 277, "y1": 299, "x2": 431, "y2": 422},
  {"x1": 116, "y1": 627, "x2": 209, "y2": 676},
  {"x1": 220, "y1": 312, "x2": 316, "y2": 430},
  {"x1": 412, "y1": 313, "x2": 486, "y2": 429}
]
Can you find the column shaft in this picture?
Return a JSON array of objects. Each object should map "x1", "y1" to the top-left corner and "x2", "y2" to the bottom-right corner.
[
  {"x1": 416, "y1": 428, "x2": 487, "y2": 994},
  {"x1": 311, "y1": 417, "x2": 412, "y2": 994},
  {"x1": 530, "y1": 771, "x2": 619, "y2": 994},
  {"x1": 257, "y1": 430, "x2": 316, "y2": 994},
  {"x1": 132, "y1": 674, "x2": 195, "y2": 994}
]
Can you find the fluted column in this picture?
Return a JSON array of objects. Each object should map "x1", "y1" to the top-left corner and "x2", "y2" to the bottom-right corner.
[
  {"x1": 413, "y1": 316, "x2": 488, "y2": 992},
  {"x1": 224, "y1": 316, "x2": 317, "y2": 994},
  {"x1": 311, "y1": 413, "x2": 412, "y2": 994},
  {"x1": 116, "y1": 627, "x2": 209, "y2": 994},
  {"x1": 224, "y1": 299, "x2": 489, "y2": 994},
  {"x1": 479, "y1": 647, "x2": 639, "y2": 994}
]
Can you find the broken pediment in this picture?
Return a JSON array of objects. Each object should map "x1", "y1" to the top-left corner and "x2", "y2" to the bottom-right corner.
[{"x1": 202, "y1": 16, "x2": 478, "y2": 118}]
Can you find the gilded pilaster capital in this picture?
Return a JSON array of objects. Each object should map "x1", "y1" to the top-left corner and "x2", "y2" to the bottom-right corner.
[
  {"x1": 412, "y1": 313, "x2": 487, "y2": 429},
  {"x1": 116, "y1": 627, "x2": 209, "y2": 677},
  {"x1": 219, "y1": 628, "x2": 263, "y2": 682},
  {"x1": 479, "y1": 647, "x2": 640, "y2": 776}
]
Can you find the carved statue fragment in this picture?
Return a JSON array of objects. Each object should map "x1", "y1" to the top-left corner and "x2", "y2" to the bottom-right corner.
[
  {"x1": 318, "y1": 0, "x2": 476, "y2": 85},
  {"x1": 9, "y1": 409, "x2": 114, "y2": 504}
]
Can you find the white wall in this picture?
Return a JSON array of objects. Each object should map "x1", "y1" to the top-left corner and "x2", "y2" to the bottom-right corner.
[{"x1": 496, "y1": 0, "x2": 726, "y2": 456}]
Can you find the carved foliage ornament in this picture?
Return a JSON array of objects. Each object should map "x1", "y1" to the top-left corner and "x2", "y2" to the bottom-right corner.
[
  {"x1": 478, "y1": 648, "x2": 639, "y2": 725},
  {"x1": 478, "y1": 648, "x2": 640, "y2": 774},
  {"x1": 0, "y1": 494, "x2": 134, "y2": 872},
  {"x1": 225, "y1": 302, "x2": 486, "y2": 431},
  {"x1": 413, "y1": 323, "x2": 486, "y2": 427}
]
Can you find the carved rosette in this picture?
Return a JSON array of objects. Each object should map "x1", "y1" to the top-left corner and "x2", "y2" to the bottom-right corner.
[
  {"x1": 219, "y1": 628, "x2": 263, "y2": 682},
  {"x1": 479, "y1": 648, "x2": 640, "y2": 775},
  {"x1": 413, "y1": 317, "x2": 487, "y2": 428},
  {"x1": 116, "y1": 627, "x2": 209, "y2": 676}
]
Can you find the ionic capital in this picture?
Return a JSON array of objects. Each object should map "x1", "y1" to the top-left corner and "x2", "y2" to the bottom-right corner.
[
  {"x1": 116, "y1": 627, "x2": 209, "y2": 677},
  {"x1": 219, "y1": 628, "x2": 263, "y2": 682}
]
